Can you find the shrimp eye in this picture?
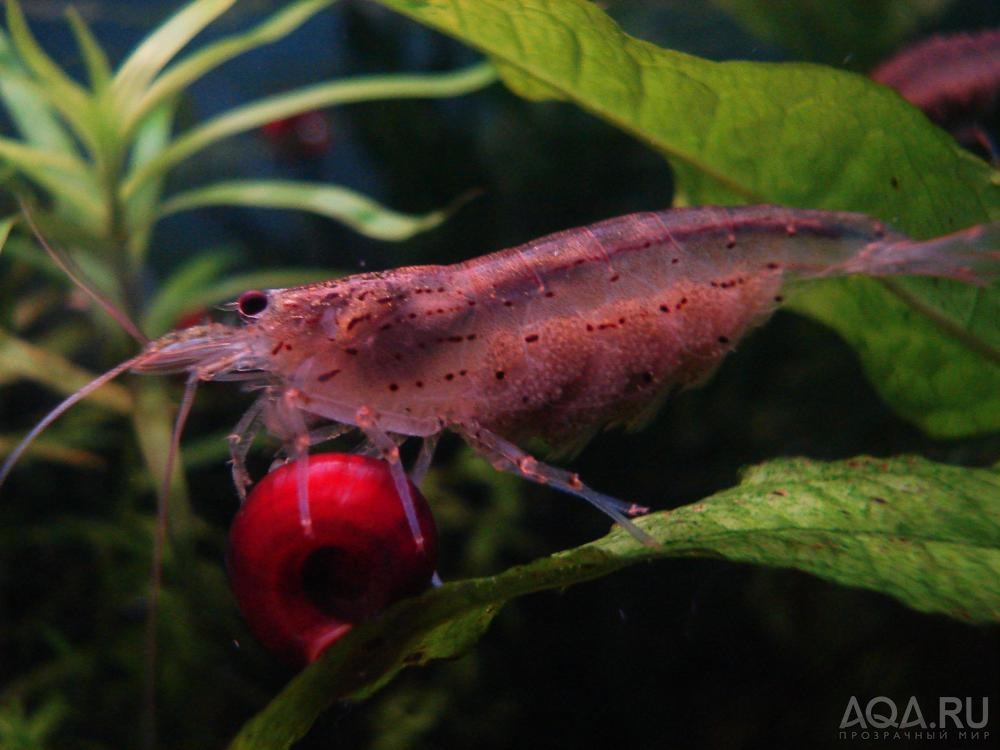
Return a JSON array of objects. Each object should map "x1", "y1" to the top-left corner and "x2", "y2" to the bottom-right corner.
[{"x1": 238, "y1": 290, "x2": 269, "y2": 318}]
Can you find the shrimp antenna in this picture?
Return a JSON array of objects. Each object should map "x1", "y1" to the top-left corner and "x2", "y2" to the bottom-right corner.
[
  {"x1": 144, "y1": 372, "x2": 199, "y2": 750},
  {"x1": 16, "y1": 197, "x2": 148, "y2": 345},
  {"x1": 0, "y1": 352, "x2": 146, "y2": 490}
]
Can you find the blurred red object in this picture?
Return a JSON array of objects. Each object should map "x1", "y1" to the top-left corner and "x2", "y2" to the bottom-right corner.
[
  {"x1": 871, "y1": 29, "x2": 1000, "y2": 129},
  {"x1": 261, "y1": 111, "x2": 332, "y2": 160}
]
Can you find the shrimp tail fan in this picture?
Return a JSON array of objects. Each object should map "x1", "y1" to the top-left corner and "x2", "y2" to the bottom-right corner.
[{"x1": 835, "y1": 222, "x2": 1000, "y2": 285}]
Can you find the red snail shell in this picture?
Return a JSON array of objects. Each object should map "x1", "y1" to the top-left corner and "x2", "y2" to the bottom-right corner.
[{"x1": 227, "y1": 453, "x2": 438, "y2": 665}]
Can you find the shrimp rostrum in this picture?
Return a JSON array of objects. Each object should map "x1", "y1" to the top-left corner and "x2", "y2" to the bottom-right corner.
[{"x1": 2, "y1": 205, "x2": 998, "y2": 546}]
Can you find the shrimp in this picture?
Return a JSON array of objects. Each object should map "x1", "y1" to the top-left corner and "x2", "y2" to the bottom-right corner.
[
  {"x1": 2, "y1": 205, "x2": 998, "y2": 547},
  {"x1": 871, "y1": 29, "x2": 1000, "y2": 155}
]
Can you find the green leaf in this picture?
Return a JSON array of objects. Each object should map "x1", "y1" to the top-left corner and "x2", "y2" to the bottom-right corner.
[
  {"x1": 0, "y1": 698, "x2": 67, "y2": 748},
  {"x1": 159, "y1": 180, "x2": 466, "y2": 241},
  {"x1": 0, "y1": 327, "x2": 132, "y2": 414},
  {"x1": 367, "y1": 1, "x2": 993, "y2": 220},
  {"x1": 121, "y1": 62, "x2": 497, "y2": 199},
  {"x1": 787, "y1": 277, "x2": 1000, "y2": 438},
  {"x1": 159, "y1": 267, "x2": 339, "y2": 314},
  {"x1": 230, "y1": 456, "x2": 1000, "y2": 748},
  {"x1": 4, "y1": 0, "x2": 100, "y2": 157},
  {"x1": 123, "y1": 0, "x2": 336, "y2": 135},
  {"x1": 0, "y1": 29, "x2": 79, "y2": 156},
  {"x1": 0, "y1": 213, "x2": 16, "y2": 253},
  {"x1": 131, "y1": 379, "x2": 192, "y2": 541},
  {"x1": 0, "y1": 137, "x2": 104, "y2": 227},
  {"x1": 65, "y1": 7, "x2": 111, "y2": 92},
  {"x1": 0, "y1": 433, "x2": 103, "y2": 470},
  {"x1": 111, "y1": 0, "x2": 236, "y2": 113},
  {"x1": 0, "y1": 30, "x2": 102, "y2": 226},
  {"x1": 124, "y1": 100, "x2": 176, "y2": 261},
  {"x1": 141, "y1": 249, "x2": 238, "y2": 336},
  {"x1": 0, "y1": 134, "x2": 89, "y2": 177},
  {"x1": 143, "y1": 257, "x2": 343, "y2": 336},
  {"x1": 368, "y1": 0, "x2": 999, "y2": 437}
]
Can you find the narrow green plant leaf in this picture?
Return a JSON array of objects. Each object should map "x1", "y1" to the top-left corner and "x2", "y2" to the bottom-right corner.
[
  {"x1": 0, "y1": 433, "x2": 103, "y2": 470},
  {"x1": 0, "y1": 132, "x2": 88, "y2": 176},
  {"x1": 159, "y1": 267, "x2": 339, "y2": 316},
  {"x1": 4, "y1": 0, "x2": 100, "y2": 156},
  {"x1": 143, "y1": 258, "x2": 343, "y2": 337},
  {"x1": 111, "y1": 0, "x2": 235, "y2": 112},
  {"x1": 0, "y1": 213, "x2": 16, "y2": 254},
  {"x1": 0, "y1": 32, "x2": 102, "y2": 227},
  {"x1": 160, "y1": 180, "x2": 465, "y2": 241},
  {"x1": 0, "y1": 327, "x2": 132, "y2": 413},
  {"x1": 1, "y1": 232, "x2": 125, "y2": 315},
  {"x1": 131, "y1": 380, "x2": 192, "y2": 540},
  {"x1": 368, "y1": 0, "x2": 1000, "y2": 437},
  {"x1": 230, "y1": 456, "x2": 1000, "y2": 749},
  {"x1": 0, "y1": 137, "x2": 104, "y2": 227},
  {"x1": 141, "y1": 250, "x2": 237, "y2": 336},
  {"x1": 0, "y1": 698, "x2": 67, "y2": 747},
  {"x1": 0, "y1": 30, "x2": 79, "y2": 156},
  {"x1": 121, "y1": 62, "x2": 497, "y2": 199},
  {"x1": 65, "y1": 7, "x2": 111, "y2": 92},
  {"x1": 123, "y1": 0, "x2": 336, "y2": 134},
  {"x1": 124, "y1": 101, "x2": 176, "y2": 261}
]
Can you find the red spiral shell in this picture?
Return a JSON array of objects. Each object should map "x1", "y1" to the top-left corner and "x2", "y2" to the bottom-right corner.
[{"x1": 227, "y1": 453, "x2": 438, "y2": 665}]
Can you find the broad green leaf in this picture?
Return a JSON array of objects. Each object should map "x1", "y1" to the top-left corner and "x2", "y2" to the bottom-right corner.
[
  {"x1": 111, "y1": 0, "x2": 235, "y2": 113},
  {"x1": 123, "y1": 0, "x2": 336, "y2": 135},
  {"x1": 65, "y1": 7, "x2": 111, "y2": 92},
  {"x1": 710, "y1": 0, "x2": 952, "y2": 68},
  {"x1": 788, "y1": 277, "x2": 1000, "y2": 437},
  {"x1": 121, "y1": 62, "x2": 498, "y2": 199},
  {"x1": 0, "y1": 327, "x2": 132, "y2": 413},
  {"x1": 367, "y1": 1, "x2": 994, "y2": 224},
  {"x1": 368, "y1": 0, "x2": 1000, "y2": 437},
  {"x1": 0, "y1": 213, "x2": 15, "y2": 253},
  {"x1": 160, "y1": 180, "x2": 466, "y2": 241},
  {"x1": 230, "y1": 456, "x2": 1000, "y2": 749},
  {"x1": 4, "y1": 0, "x2": 100, "y2": 157}
]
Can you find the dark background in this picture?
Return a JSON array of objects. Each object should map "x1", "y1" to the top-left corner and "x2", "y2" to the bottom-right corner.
[{"x1": 1, "y1": 1, "x2": 998, "y2": 748}]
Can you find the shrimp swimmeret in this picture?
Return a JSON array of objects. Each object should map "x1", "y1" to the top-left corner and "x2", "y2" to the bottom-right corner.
[{"x1": 2, "y1": 205, "x2": 998, "y2": 545}]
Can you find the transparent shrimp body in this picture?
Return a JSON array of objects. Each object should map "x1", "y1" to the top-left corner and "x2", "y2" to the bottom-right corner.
[{"x1": 3, "y1": 206, "x2": 998, "y2": 547}]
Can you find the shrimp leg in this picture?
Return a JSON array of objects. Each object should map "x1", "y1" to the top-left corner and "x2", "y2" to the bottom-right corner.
[
  {"x1": 275, "y1": 421, "x2": 354, "y2": 458},
  {"x1": 229, "y1": 393, "x2": 268, "y2": 501},
  {"x1": 355, "y1": 407, "x2": 428, "y2": 551},
  {"x1": 261, "y1": 388, "x2": 317, "y2": 536},
  {"x1": 456, "y1": 424, "x2": 655, "y2": 545},
  {"x1": 411, "y1": 433, "x2": 440, "y2": 485}
]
